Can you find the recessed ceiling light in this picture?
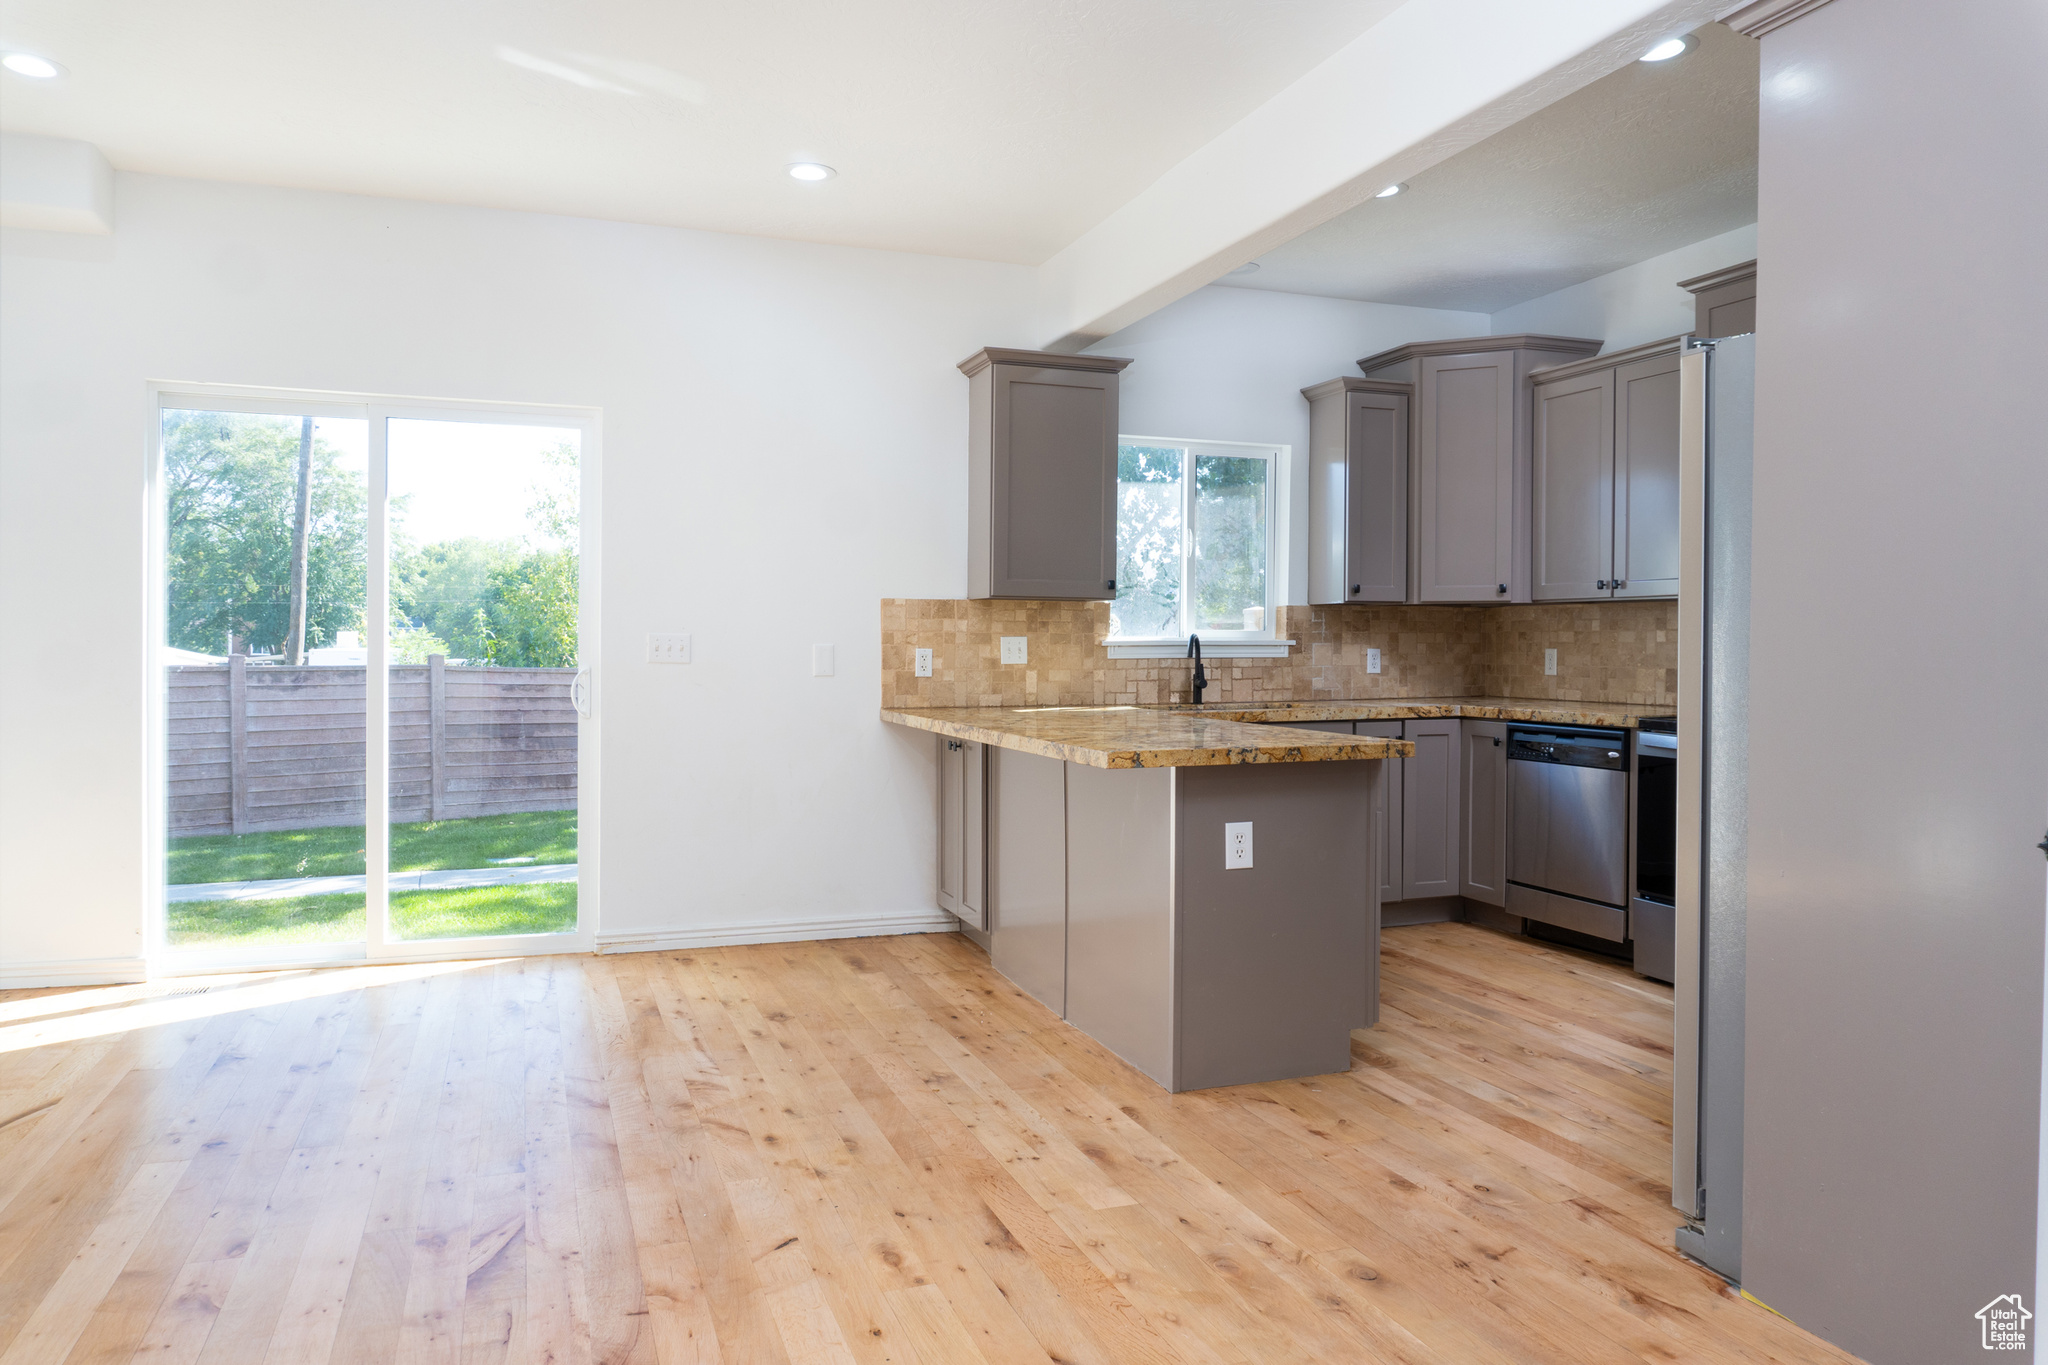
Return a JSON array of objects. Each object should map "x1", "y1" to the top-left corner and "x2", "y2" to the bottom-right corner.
[
  {"x1": 2, "y1": 52, "x2": 63, "y2": 79},
  {"x1": 1639, "y1": 35, "x2": 1696, "y2": 62},
  {"x1": 1228, "y1": 262, "x2": 1260, "y2": 276},
  {"x1": 787, "y1": 162, "x2": 835, "y2": 182},
  {"x1": 1374, "y1": 183, "x2": 1406, "y2": 199}
]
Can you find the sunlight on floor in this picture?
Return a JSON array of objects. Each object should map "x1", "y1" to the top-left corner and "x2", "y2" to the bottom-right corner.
[{"x1": 0, "y1": 957, "x2": 510, "y2": 1054}]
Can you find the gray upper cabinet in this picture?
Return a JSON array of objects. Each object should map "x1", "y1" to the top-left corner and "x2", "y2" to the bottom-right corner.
[
  {"x1": 1613, "y1": 350, "x2": 1682, "y2": 598},
  {"x1": 1303, "y1": 378, "x2": 1411, "y2": 604},
  {"x1": 1678, "y1": 260, "x2": 1757, "y2": 339},
  {"x1": 1529, "y1": 337, "x2": 1684, "y2": 601},
  {"x1": 960, "y1": 348, "x2": 1132, "y2": 600},
  {"x1": 1532, "y1": 366, "x2": 1615, "y2": 601},
  {"x1": 1460, "y1": 720, "x2": 1508, "y2": 907},
  {"x1": 1357, "y1": 335, "x2": 1601, "y2": 604}
]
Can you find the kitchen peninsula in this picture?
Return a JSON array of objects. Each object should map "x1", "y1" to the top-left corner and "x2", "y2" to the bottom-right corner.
[{"x1": 883, "y1": 705, "x2": 1410, "y2": 1092}]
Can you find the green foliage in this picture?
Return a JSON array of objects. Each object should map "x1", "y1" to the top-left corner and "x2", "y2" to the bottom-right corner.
[
  {"x1": 163, "y1": 411, "x2": 365, "y2": 655},
  {"x1": 390, "y1": 536, "x2": 520, "y2": 660},
  {"x1": 166, "y1": 882, "x2": 576, "y2": 946}
]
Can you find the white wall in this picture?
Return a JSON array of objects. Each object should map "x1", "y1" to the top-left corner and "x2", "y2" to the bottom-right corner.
[
  {"x1": 1488, "y1": 223, "x2": 1757, "y2": 352},
  {"x1": 1085, "y1": 285, "x2": 1485, "y2": 605},
  {"x1": 0, "y1": 172, "x2": 1033, "y2": 980}
]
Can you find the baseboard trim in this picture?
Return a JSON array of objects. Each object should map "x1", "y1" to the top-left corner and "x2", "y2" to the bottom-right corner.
[
  {"x1": 596, "y1": 910, "x2": 958, "y2": 955},
  {"x1": 0, "y1": 956, "x2": 150, "y2": 989}
]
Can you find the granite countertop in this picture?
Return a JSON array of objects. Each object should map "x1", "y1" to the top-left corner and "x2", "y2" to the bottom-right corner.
[
  {"x1": 1163, "y1": 696, "x2": 1675, "y2": 729},
  {"x1": 880, "y1": 706, "x2": 1414, "y2": 769}
]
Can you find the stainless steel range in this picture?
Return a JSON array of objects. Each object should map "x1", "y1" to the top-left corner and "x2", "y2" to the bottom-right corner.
[{"x1": 1505, "y1": 724, "x2": 1630, "y2": 942}]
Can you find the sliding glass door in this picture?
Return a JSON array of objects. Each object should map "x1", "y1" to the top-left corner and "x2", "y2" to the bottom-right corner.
[{"x1": 154, "y1": 389, "x2": 598, "y2": 965}]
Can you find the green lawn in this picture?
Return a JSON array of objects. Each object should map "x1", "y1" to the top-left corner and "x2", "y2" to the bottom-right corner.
[
  {"x1": 166, "y1": 882, "x2": 577, "y2": 946},
  {"x1": 168, "y1": 809, "x2": 577, "y2": 884}
]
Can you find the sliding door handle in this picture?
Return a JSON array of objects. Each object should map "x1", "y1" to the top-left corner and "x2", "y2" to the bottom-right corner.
[{"x1": 572, "y1": 666, "x2": 593, "y2": 718}]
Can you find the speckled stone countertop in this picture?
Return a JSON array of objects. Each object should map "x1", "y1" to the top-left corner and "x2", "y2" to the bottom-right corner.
[
  {"x1": 880, "y1": 706, "x2": 1414, "y2": 769},
  {"x1": 1164, "y1": 696, "x2": 1675, "y2": 729}
]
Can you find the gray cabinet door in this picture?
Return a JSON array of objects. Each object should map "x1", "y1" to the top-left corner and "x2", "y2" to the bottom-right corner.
[
  {"x1": 1532, "y1": 368, "x2": 1616, "y2": 601},
  {"x1": 1613, "y1": 352, "x2": 1682, "y2": 599},
  {"x1": 1460, "y1": 720, "x2": 1508, "y2": 906},
  {"x1": 1415, "y1": 354, "x2": 1516, "y2": 603},
  {"x1": 1400, "y1": 718, "x2": 1462, "y2": 900},
  {"x1": 1355, "y1": 721, "x2": 1403, "y2": 901},
  {"x1": 960, "y1": 740, "x2": 987, "y2": 930},
  {"x1": 1306, "y1": 381, "x2": 1410, "y2": 604},
  {"x1": 938, "y1": 737, "x2": 964, "y2": 916},
  {"x1": 981, "y1": 364, "x2": 1118, "y2": 599}
]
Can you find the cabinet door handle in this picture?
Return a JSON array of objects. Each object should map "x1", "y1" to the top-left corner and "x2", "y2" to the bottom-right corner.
[
  {"x1": 947, "y1": 740, "x2": 962, "y2": 751},
  {"x1": 1596, "y1": 579, "x2": 1608, "y2": 590},
  {"x1": 1497, "y1": 583, "x2": 1508, "y2": 595},
  {"x1": 1614, "y1": 578, "x2": 1627, "y2": 589},
  {"x1": 1351, "y1": 584, "x2": 1361, "y2": 595},
  {"x1": 1106, "y1": 579, "x2": 1116, "y2": 591}
]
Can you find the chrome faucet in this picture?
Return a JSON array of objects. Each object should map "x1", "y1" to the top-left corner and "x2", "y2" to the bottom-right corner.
[{"x1": 1187, "y1": 634, "x2": 1208, "y2": 704}]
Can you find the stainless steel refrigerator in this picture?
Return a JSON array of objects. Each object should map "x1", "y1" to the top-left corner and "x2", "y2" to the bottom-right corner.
[{"x1": 1672, "y1": 333, "x2": 1753, "y2": 1280}]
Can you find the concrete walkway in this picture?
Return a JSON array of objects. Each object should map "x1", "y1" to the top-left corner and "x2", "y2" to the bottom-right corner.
[{"x1": 168, "y1": 863, "x2": 578, "y2": 903}]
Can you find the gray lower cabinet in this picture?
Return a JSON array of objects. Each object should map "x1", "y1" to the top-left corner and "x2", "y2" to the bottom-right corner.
[
  {"x1": 960, "y1": 348, "x2": 1131, "y2": 601},
  {"x1": 1354, "y1": 720, "x2": 1405, "y2": 900},
  {"x1": 1529, "y1": 337, "x2": 1683, "y2": 601},
  {"x1": 1398, "y1": 718, "x2": 1461, "y2": 899},
  {"x1": 1460, "y1": 720, "x2": 1508, "y2": 906},
  {"x1": 984, "y1": 746, "x2": 1381, "y2": 1091},
  {"x1": 1302, "y1": 379, "x2": 1411, "y2": 603},
  {"x1": 1357, "y1": 334, "x2": 1603, "y2": 604},
  {"x1": 935, "y1": 736, "x2": 986, "y2": 930}
]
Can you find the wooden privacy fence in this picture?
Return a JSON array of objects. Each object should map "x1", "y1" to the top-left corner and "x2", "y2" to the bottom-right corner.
[{"x1": 167, "y1": 656, "x2": 578, "y2": 836}]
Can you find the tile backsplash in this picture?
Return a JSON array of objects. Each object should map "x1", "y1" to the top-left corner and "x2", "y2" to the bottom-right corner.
[{"x1": 881, "y1": 598, "x2": 1675, "y2": 709}]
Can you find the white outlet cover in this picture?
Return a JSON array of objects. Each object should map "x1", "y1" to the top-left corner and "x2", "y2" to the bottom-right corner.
[
  {"x1": 1000, "y1": 636, "x2": 1028, "y2": 665},
  {"x1": 1224, "y1": 821, "x2": 1254, "y2": 870},
  {"x1": 812, "y1": 643, "x2": 835, "y2": 677},
  {"x1": 647, "y1": 633, "x2": 691, "y2": 664},
  {"x1": 914, "y1": 647, "x2": 933, "y2": 678},
  {"x1": 1366, "y1": 647, "x2": 1381, "y2": 674},
  {"x1": 1544, "y1": 647, "x2": 1558, "y2": 676}
]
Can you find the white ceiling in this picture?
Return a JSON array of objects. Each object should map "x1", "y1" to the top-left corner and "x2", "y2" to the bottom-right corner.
[
  {"x1": 1216, "y1": 20, "x2": 1759, "y2": 312},
  {"x1": 0, "y1": 0, "x2": 1407, "y2": 264}
]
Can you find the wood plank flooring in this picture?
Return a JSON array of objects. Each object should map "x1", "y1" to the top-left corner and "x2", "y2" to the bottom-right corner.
[{"x1": 0, "y1": 924, "x2": 1863, "y2": 1365}]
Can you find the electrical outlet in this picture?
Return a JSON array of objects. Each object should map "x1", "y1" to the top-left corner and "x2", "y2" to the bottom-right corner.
[
  {"x1": 647, "y1": 633, "x2": 691, "y2": 664},
  {"x1": 1366, "y1": 648, "x2": 1381, "y2": 675},
  {"x1": 914, "y1": 648, "x2": 933, "y2": 678},
  {"x1": 1544, "y1": 648, "x2": 1558, "y2": 676},
  {"x1": 812, "y1": 644, "x2": 835, "y2": 677},
  {"x1": 1224, "y1": 821, "x2": 1254, "y2": 870},
  {"x1": 1000, "y1": 636, "x2": 1028, "y2": 665}
]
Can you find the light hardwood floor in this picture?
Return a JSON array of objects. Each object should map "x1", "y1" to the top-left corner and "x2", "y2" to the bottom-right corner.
[{"x1": 0, "y1": 923, "x2": 1861, "y2": 1365}]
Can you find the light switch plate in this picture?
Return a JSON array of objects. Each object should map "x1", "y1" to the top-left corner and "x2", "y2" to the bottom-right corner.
[
  {"x1": 647, "y1": 633, "x2": 691, "y2": 664},
  {"x1": 1224, "y1": 821, "x2": 1254, "y2": 870},
  {"x1": 1366, "y1": 648, "x2": 1381, "y2": 675},
  {"x1": 1544, "y1": 648, "x2": 1558, "y2": 676},
  {"x1": 914, "y1": 648, "x2": 933, "y2": 678},
  {"x1": 999, "y1": 636, "x2": 1028, "y2": 665},
  {"x1": 812, "y1": 644, "x2": 835, "y2": 677}
]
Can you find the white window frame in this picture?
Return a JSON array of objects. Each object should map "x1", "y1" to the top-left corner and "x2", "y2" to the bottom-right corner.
[
  {"x1": 1103, "y1": 435, "x2": 1293, "y2": 659},
  {"x1": 143, "y1": 381, "x2": 603, "y2": 974}
]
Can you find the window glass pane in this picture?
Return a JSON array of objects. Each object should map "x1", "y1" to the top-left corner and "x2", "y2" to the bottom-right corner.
[
  {"x1": 163, "y1": 410, "x2": 370, "y2": 950},
  {"x1": 1191, "y1": 454, "x2": 1268, "y2": 632},
  {"x1": 1111, "y1": 444, "x2": 1184, "y2": 637},
  {"x1": 387, "y1": 420, "x2": 580, "y2": 941}
]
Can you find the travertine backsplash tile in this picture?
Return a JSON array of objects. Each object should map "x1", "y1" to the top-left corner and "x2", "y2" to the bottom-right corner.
[{"x1": 882, "y1": 598, "x2": 1677, "y2": 710}]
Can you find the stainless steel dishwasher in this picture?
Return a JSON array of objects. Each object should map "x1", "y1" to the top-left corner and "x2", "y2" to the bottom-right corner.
[{"x1": 1506, "y1": 725, "x2": 1630, "y2": 942}]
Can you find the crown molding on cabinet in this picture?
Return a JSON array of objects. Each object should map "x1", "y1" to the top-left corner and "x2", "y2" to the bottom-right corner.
[
  {"x1": 957, "y1": 347, "x2": 1134, "y2": 378},
  {"x1": 1300, "y1": 376, "x2": 1414, "y2": 402},
  {"x1": 1677, "y1": 259, "x2": 1758, "y2": 296},
  {"x1": 1722, "y1": 0, "x2": 1840, "y2": 37},
  {"x1": 1528, "y1": 334, "x2": 1690, "y2": 385},
  {"x1": 1355, "y1": 334, "x2": 1602, "y2": 375}
]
